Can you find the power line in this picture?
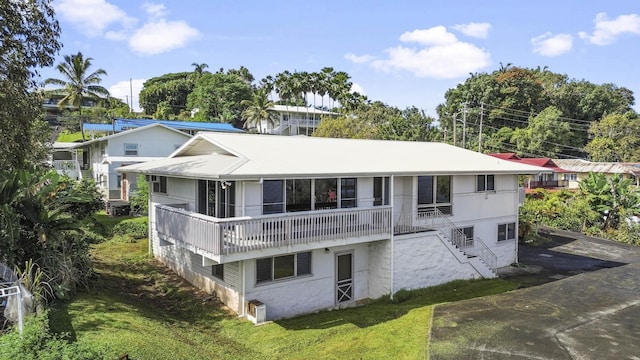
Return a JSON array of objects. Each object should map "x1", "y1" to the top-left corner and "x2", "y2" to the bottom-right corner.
[
  {"x1": 481, "y1": 102, "x2": 595, "y2": 125},
  {"x1": 487, "y1": 141, "x2": 586, "y2": 160},
  {"x1": 482, "y1": 125, "x2": 587, "y2": 152}
]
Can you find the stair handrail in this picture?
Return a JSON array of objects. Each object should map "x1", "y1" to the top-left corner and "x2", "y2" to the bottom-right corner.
[
  {"x1": 431, "y1": 208, "x2": 497, "y2": 272},
  {"x1": 472, "y1": 236, "x2": 498, "y2": 271}
]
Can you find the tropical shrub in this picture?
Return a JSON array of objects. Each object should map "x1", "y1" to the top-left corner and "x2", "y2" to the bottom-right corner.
[
  {"x1": 0, "y1": 312, "x2": 107, "y2": 359},
  {"x1": 0, "y1": 169, "x2": 102, "y2": 301},
  {"x1": 128, "y1": 174, "x2": 149, "y2": 215},
  {"x1": 113, "y1": 219, "x2": 148, "y2": 239}
]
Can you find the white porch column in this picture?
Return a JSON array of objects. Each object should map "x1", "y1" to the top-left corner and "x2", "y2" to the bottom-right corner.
[{"x1": 389, "y1": 175, "x2": 395, "y2": 300}]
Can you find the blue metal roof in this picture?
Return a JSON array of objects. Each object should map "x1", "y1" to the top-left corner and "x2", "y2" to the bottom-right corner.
[{"x1": 83, "y1": 118, "x2": 243, "y2": 133}]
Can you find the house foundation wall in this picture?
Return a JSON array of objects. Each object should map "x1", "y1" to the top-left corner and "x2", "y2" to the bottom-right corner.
[
  {"x1": 150, "y1": 229, "x2": 242, "y2": 314},
  {"x1": 243, "y1": 243, "x2": 371, "y2": 320},
  {"x1": 393, "y1": 232, "x2": 481, "y2": 292},
  {"x1": 368, "y1": 240, "x2": 391, "y2": 299}
]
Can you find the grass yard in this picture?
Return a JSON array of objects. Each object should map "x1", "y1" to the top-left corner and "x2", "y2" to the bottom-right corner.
[
  {"x1": 49, "y1": 218, "x2": 519, "y2": 359},
  {"x1": 56, "y1": 131, "x2": 84, "y2": 142}
]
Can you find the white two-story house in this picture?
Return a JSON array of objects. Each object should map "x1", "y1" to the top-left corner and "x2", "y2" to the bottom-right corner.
[
  {"x1": 258, "y1": 105, "x2": 338, "y2": 135},
  {"x1": 73, "y1": 123, "x2": 193, "y2": 200},
  {"x1": 120, "y1": 133, "x2": 547, "y2": 323}
]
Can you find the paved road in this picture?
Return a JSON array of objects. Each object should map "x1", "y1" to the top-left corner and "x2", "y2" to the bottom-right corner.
[{"x1": 430, "y1": 229, "x2": 640, "y2": 360}]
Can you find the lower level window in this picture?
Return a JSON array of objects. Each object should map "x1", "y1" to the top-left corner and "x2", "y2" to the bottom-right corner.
[
  {"x1": 256, "y1": 252, "x2": 312, "y2": 284},
  {"x1": 498, "y1": 223, "x2": 516, "y2": 241},
  {"x1": 212, "y1": 264, "x2": 224, "y2": 280}
]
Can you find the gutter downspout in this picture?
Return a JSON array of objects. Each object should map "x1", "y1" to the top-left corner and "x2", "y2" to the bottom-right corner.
[
  {"x1": 148, "y1": 181, "x2": 152, "y2": 256},
  {"x1": 515, "y1": 176, "x2": 519, "y2": 264},
  {"x1": 240, "y1": 260, "x2": 246, "y2": 318},
  {"x1": 390, "y1": 175, "x2": 395, "y2": 301}
]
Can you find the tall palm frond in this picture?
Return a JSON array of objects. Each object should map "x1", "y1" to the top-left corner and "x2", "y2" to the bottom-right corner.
[{"x1": 45, "y1": 52, "x2": 109, "y2": 141}]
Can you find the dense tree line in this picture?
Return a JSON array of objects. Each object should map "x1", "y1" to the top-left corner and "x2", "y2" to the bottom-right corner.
[{"x1": 436, "y1": 65, "x2": 638, "y2": 160}]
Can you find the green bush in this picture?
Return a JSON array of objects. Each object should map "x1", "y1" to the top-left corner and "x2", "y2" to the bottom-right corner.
[
  {"x1": 0, "y1": 311, "x2": 108, "y2": 359},
  {"x1": 391, "y1": 289, "x2": 412, "y2": 304},
  {"x1": 113, "y1": 219, "x2": 148, "y2": 239},
  {"x1": 617, "y1": 223, "x2": 640, "y2": 245}
]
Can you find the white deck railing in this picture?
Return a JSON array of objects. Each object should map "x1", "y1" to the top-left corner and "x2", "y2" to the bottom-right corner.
[
  {"x1": 53, "y1": 160, "x2": 79, "y2": 171},
  {"x1": 155, "y1": 205, "x2": 392, "y2": 256}
]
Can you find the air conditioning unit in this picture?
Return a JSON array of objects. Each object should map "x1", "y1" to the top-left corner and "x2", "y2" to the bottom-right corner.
[{"x1": 246, "y1": 299, "x2": 266, "y2": 324}]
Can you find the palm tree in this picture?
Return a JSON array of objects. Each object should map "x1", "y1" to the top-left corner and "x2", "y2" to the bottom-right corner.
[
  {"x1": 241, "y1": 88, "x2": 278, "y2": 132},
  {"x1": 191, "y1": 62, "x2": 209, "y2": 75},
  {"x1": 191, "y1": 62, "x2": 209, "y2": 82},
  {"x1": 45, "y1": 52, "x2": 109, "y2": 141}
]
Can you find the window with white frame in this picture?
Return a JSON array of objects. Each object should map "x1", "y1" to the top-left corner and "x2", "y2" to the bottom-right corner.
[
  {"x1": 563, "y1": 173, "x2": 577, "y2": 181},
  {"x1": 417, "y1": 175, "x2": 452, "y2": 215},
  {"x1": 477, "y1": 175, "x2": 495, "y2": 192},
  {"x1": 373, "y1": 177, "x2": 389, "y2": 206},
  {"x1": 497, "y1": 223, "x2": 516, "y2": 241},
  {"x1": 150, "y1": 175, "x2": 167, "y2": 194},
  {"x1": 340, "y1": 178, "x2": 357, "y2": 208},
  {"x1": 261, "y1": 178, "x2": 356, "y2": 214},
  {"x1": 124, "y1": 143, "x2": 138, "y2": 156},
  {"x1": 256, "y1": 252, "x2": 311, "y2": 284}
]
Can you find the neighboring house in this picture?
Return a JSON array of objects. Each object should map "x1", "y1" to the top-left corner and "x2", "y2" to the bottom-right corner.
[
  {"x1": 258, "y1": 105, "x2": 338, "y2": 135},
  {"x1": 43, "y1": 94, "x2": 100, "y2": 125},
  {"x1": 50, "y1": 142, "x2": 83, "y2": 180},
  {"x1": 83, "y1": 118, "x2": 242, "y2": 137},
  {"x1": 64, "y1": 120, "x2": 242, "y2": 201},
  {"x1": 489, "y1": 153, "x2": 569, "y2": 192},
  {"x1": 553, "y1": 159, "x2": 640, "y2": 188},
  {"x1": 120, "y1": 133, "x2": 547, "y2": 323},
  {"x1": 71, "y1": 123, "x2": 194, "y2": 201}
]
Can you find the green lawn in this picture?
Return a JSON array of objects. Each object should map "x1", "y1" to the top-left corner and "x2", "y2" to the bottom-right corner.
[
  {"x1": 56, "y1": 131, "x2": 84, "y2": 142},
  {"x1": 49, "y1": 225, "x2": 518, "y2": 359}
]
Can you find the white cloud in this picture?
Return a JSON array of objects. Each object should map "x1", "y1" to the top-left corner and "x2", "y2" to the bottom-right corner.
[
  {"x1": 399, "y1": 26, "x2": 458, "y2": 46},
  {"x1": 579, "y1": 12, "x2": 640, "y2": 45},
  {"x1": 57, "y1": 1, "x2": 199, "y2": 55},
  {"x1": 55, "y1": 0, "x2": 136, "y2": 36},
  {"x1": 452, "y1": 22, "x2": 492, "y2": 39},
  {"x1": 344, "y1": 53, "x2": 376, "y2": 64},
  {"x1": 108, "y1": 79, "x2": 146, "y2": 112},
  {"x1": 349, "y1": 26, "x2": 490, "y2": 79},
  {"x1": 371, "y1": 42, "x2": 491, "y2": 79},
  {"x1": 351, "y1": 83, "x2": 366, "y2": 95},
  {"x1": 531, "y1": 32, "x2": 573, "y2": 56},
  {"x1": 142, "y1": 2, "x2": 168, "y2": 19},
  {"x1": 129, "y1": 20, "x2": 200, "y2": 55},
  {"x1": 104, "y1": 30, "x2": 129, "y2": 41}
]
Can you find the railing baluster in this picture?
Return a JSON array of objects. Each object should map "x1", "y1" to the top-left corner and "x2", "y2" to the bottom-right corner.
[{"x1": 154, "y1": 205, "x2": 391, "y2": 256}]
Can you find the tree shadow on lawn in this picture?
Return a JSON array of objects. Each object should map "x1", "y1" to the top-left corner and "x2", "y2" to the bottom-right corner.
[
  {"x1": 276, "y1": 278, "x2": 519, "y2": 331},
  {"x1": 50, "y1": 256, "x2": 236, "y2": 337}
]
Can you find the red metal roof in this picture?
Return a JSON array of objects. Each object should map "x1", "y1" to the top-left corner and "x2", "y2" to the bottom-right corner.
[{"x1": 489, "y1": 153, "x2": 568, "y2": 173}]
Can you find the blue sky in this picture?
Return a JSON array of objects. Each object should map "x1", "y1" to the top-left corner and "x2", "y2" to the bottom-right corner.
[{"x1": 43, "y1": 0, "x2": 640, "y2": 116}]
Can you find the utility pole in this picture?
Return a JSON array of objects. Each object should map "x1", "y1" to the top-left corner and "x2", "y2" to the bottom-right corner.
[
  {"x1": 462, "y1": 102, "x2": 468, "y2": 149},
  {"x1": 453, "y1": 114, "x2": 457, "y2": 147},
  {"x1": 129, "y1": 78, "x2": 133, "y2": 114},
  {"x1": 478, "y1": 102, "x2": 484, "y2": 153}
]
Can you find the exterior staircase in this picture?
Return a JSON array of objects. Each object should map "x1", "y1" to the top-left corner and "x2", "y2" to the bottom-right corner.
[{"x1": 395, "y1": 209, "x2": 498, "y2": 278}]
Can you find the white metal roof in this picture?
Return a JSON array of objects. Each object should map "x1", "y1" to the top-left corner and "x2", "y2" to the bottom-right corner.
[
  {"x1": 70, "y1": 123, "x2": 191, "y2": 149},
  {"x1": 119, "y1": 132, "x2": 550, "y2": 179}
]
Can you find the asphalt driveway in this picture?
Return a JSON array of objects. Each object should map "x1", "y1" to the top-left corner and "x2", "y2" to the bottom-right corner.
[{"x1": 430, "y1": 228, "x2": 640, "y2": 360}]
